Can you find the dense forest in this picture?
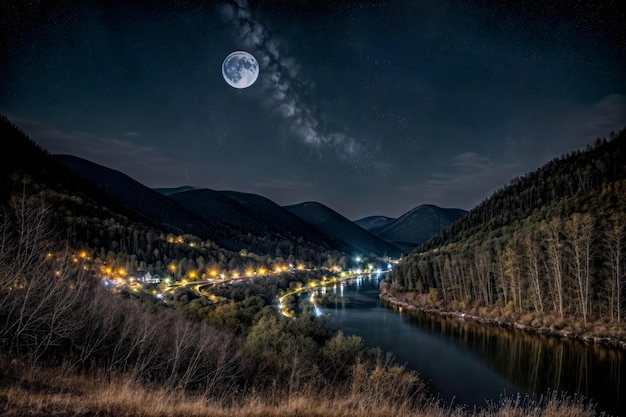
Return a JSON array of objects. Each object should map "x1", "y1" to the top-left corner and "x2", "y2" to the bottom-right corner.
[{"x1": 387, "y1": 129, "x2": 626, "y2": 336}]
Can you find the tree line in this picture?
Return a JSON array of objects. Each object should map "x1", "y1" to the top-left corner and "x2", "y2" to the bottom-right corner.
[{"x1": 389, "y1": 130, "x2": 626, "y2": 334}]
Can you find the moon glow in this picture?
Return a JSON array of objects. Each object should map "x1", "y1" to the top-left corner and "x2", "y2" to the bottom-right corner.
[{"x1": 222, "y1": 51, "x2": 259, "y2": 89}]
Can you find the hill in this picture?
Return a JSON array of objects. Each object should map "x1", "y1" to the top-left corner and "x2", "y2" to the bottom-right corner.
[
  {"x1": 168, "y1": 188, "x2": 262, "y2": 233},
  {"x1": 375, "y1": 205, "x2": 466, "y2": 250},
  {"x1": 386, "y1": 129, "x2": 626, "y2": 331},
  {"x1": 1, "y1": 114, "x2": 348, "y2": 283},
  {"x1": 54, "y1": 154, "x2": 239, "y2": 249},
  {"x1": 168, "y1": 188, "x2": 340, "y2": 257},
  {"x1": 0, "y1": 115, "x2": 274, "y2": 283},
  {"x1": 354, "y1": 215, "x2": 395, "y2": 234},
  {"x1": 219, "y1": 190, "x2": 343, "y2": 249},
  {"x1": 0, "y1": 115, "x2": 173, "y2": 240},
  {"x1": 285, "y1": 201, "x2": 402, "y2": 258},
  {"x1": 55, "y1": 155, "x2": 347, "y2": 262}
]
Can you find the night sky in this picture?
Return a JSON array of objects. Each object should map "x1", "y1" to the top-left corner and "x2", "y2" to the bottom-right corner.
[{"x1": 2, "y1": 1, "x2": 625, "y2": 220}]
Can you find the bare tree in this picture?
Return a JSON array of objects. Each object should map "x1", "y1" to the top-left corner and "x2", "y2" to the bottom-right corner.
[
  {"x1": 606, "y1": 213, "x2": 625, "y2": 323},
  {"x1": 542, "y1": 218, "x2": 565, "y2": 320},
  {"x1": 502, "y1": 242, "x2": 523, "y2": 313},
  {"x1": 474, "y1": 244, "x2": 494, "y2": 305},
  {"x1": 565, "y1": 213, "x2": 595, "y2": 325},
  {"x1": 0, "y1": 192, "x2": 92, "y2": 362},
  {"x1": 521, "y1": 227, "x2": 544, "y2": 317}
]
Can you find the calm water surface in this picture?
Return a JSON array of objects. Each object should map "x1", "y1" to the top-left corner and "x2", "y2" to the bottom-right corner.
[{"x1": 308, "y1": 274, "x2": 625, "y2": 415}]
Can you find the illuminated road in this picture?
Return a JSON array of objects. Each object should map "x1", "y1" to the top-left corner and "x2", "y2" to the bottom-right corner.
[
  {"x1": 160, "y1": 268, "x2": 389, "y2": 318},
  {"x1": 162, "y1": 278, "x2": 227, "y2": 296},
  {"x1": 278, "y1": 271, "x2": 389, "y2": 318}
]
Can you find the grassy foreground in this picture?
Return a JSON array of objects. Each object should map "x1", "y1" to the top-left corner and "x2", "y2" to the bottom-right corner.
[{"x1": 0, "y1": 359, "x2": 603, "y2": 417}]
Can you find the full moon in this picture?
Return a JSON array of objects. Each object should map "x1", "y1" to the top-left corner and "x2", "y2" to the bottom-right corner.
[{"x1": 222, "y1": 51, "x2": 259, "y2": 89}]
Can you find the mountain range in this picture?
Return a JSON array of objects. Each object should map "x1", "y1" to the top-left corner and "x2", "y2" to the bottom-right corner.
[
  {"x1": 2, "y1": 114, "x2": 466, "y2": 265},
  {"x1": 285, "y1": 202, "x2": 401, "y2": 258},
  {"x1": 355, "y1": 205, "x2": 467, "y2": 252}
]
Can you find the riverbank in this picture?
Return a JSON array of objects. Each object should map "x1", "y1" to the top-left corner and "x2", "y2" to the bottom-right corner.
[{"x1": 379, "y1": 290, "x2": 626, "y2": 351}]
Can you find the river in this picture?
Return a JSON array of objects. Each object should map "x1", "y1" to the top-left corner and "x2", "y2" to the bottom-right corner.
[{"x1": 306, "y1": 273, "x2": 625, "y2": 416}]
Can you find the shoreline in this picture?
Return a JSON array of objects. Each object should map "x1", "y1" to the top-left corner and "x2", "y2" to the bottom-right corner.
[{"x1": 379, "y1": 291, "x2": 626, "y2": 351}]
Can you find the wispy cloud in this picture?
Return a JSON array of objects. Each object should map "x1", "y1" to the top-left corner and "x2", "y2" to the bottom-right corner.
[
  {"x1": 448, "y1": 152, "x2": 494, "y2": 176},
  {"x1": 221, "y1": 0, "x2": 364, "y2": 162}
]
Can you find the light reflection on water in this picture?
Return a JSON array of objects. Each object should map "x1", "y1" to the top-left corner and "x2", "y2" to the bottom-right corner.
[{"x1": 306, "y1": 274, "x2": 625, "y2": 415}]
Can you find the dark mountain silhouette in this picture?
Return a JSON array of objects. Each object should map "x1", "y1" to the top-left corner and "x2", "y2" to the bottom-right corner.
[
  {"x1": 285, "y1": 202, "x2": 402, "y2": 258},
  {"x1": 168, "y1": 188, "x2": 339, "y2": 254},
  {"x1": 53, "y1": 155, "x2": 348, "y2": 260},
  {"x1": 219, "y1": 190, "x2": 340, "y2": 248},
  {"x1": 353, "y1": 216, "x2": 396, "y2": 235},
  {"x1": 0, "y1": 112, "x2": 448, "y2": 264},
  {"x1": 53, "y1": 154, "x2": 240, "y2": 248},
  {"x1": 168, "y1": 188, "x2": 261, "y2": 232},
  {"x1": 0, "y1": 115, "x2": 155, "y2": 229},
  {"x1": 375, "y1": 205, "x2": 467, "y2": 250},
  {"x1": 1, "y1": 114, "x2": 345, "y2": 270}
]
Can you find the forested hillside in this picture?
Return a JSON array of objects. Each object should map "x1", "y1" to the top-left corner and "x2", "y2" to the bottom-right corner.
[
  {"x1": 375, "y1": 205, "x2": 467, "y2": 249},
  {"x1": 0, "y1": 115, "x2": 330, "y2": 283},
  {"x1": 387, "y1": 130, "x2": 626, "y2": 333},
  {"x1": 285, "y1": 201, "x2": 402, "y2": 258}
]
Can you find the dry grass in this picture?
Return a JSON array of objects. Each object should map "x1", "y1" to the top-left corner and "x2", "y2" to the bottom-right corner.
[{"x1": 0, "y1": 359, "x2": 604, "y2": 417}]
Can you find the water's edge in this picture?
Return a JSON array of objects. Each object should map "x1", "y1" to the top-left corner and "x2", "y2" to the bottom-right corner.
[
  {"x1": 379, "y1": 291, "x2": 626, "y2": 351},
  {"x1": 314, "y1": 275, "x2": 625, "y2": 415}
]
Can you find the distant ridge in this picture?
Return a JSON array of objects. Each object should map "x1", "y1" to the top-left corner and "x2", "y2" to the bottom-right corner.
[
  {"x1": 53, "y1": 155, "x2": 346, "y2": 259},
  {"x1": 168, "y1": 188, "x2": 339, "y2": 254},
  {"x1": 285, "y1": 201, "x2": 402, "y2": 258},
  {"x1": 219, "y1": 190, "x2": 341, "y2": 247},
  {"x1": 53, "y1": 154, "x2": 235, "y2": 246},
  {"x1": 376, "y1": 205, "x2": 467, "y2": 248},
  {"x1": 354, "y1": 206, "x2": 467, "y2": 252},
  {"x1": 354, "y1": 216, "x2": 396, "y2": 235}
]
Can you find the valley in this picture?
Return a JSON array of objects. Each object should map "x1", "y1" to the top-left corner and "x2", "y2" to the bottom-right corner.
[{"x1": 1, "y1": 114, "x2": 625, "y2": 416}]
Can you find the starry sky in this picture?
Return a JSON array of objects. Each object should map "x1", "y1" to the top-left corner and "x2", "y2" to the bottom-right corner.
[{"x1": 2, "y1": 0, "x2": 625, "y2": 220}]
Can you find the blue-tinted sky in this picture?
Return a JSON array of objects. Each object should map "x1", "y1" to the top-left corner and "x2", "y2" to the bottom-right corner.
[{"x1": 2, "y1": 0, "x2": 625, "y2": 219}]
